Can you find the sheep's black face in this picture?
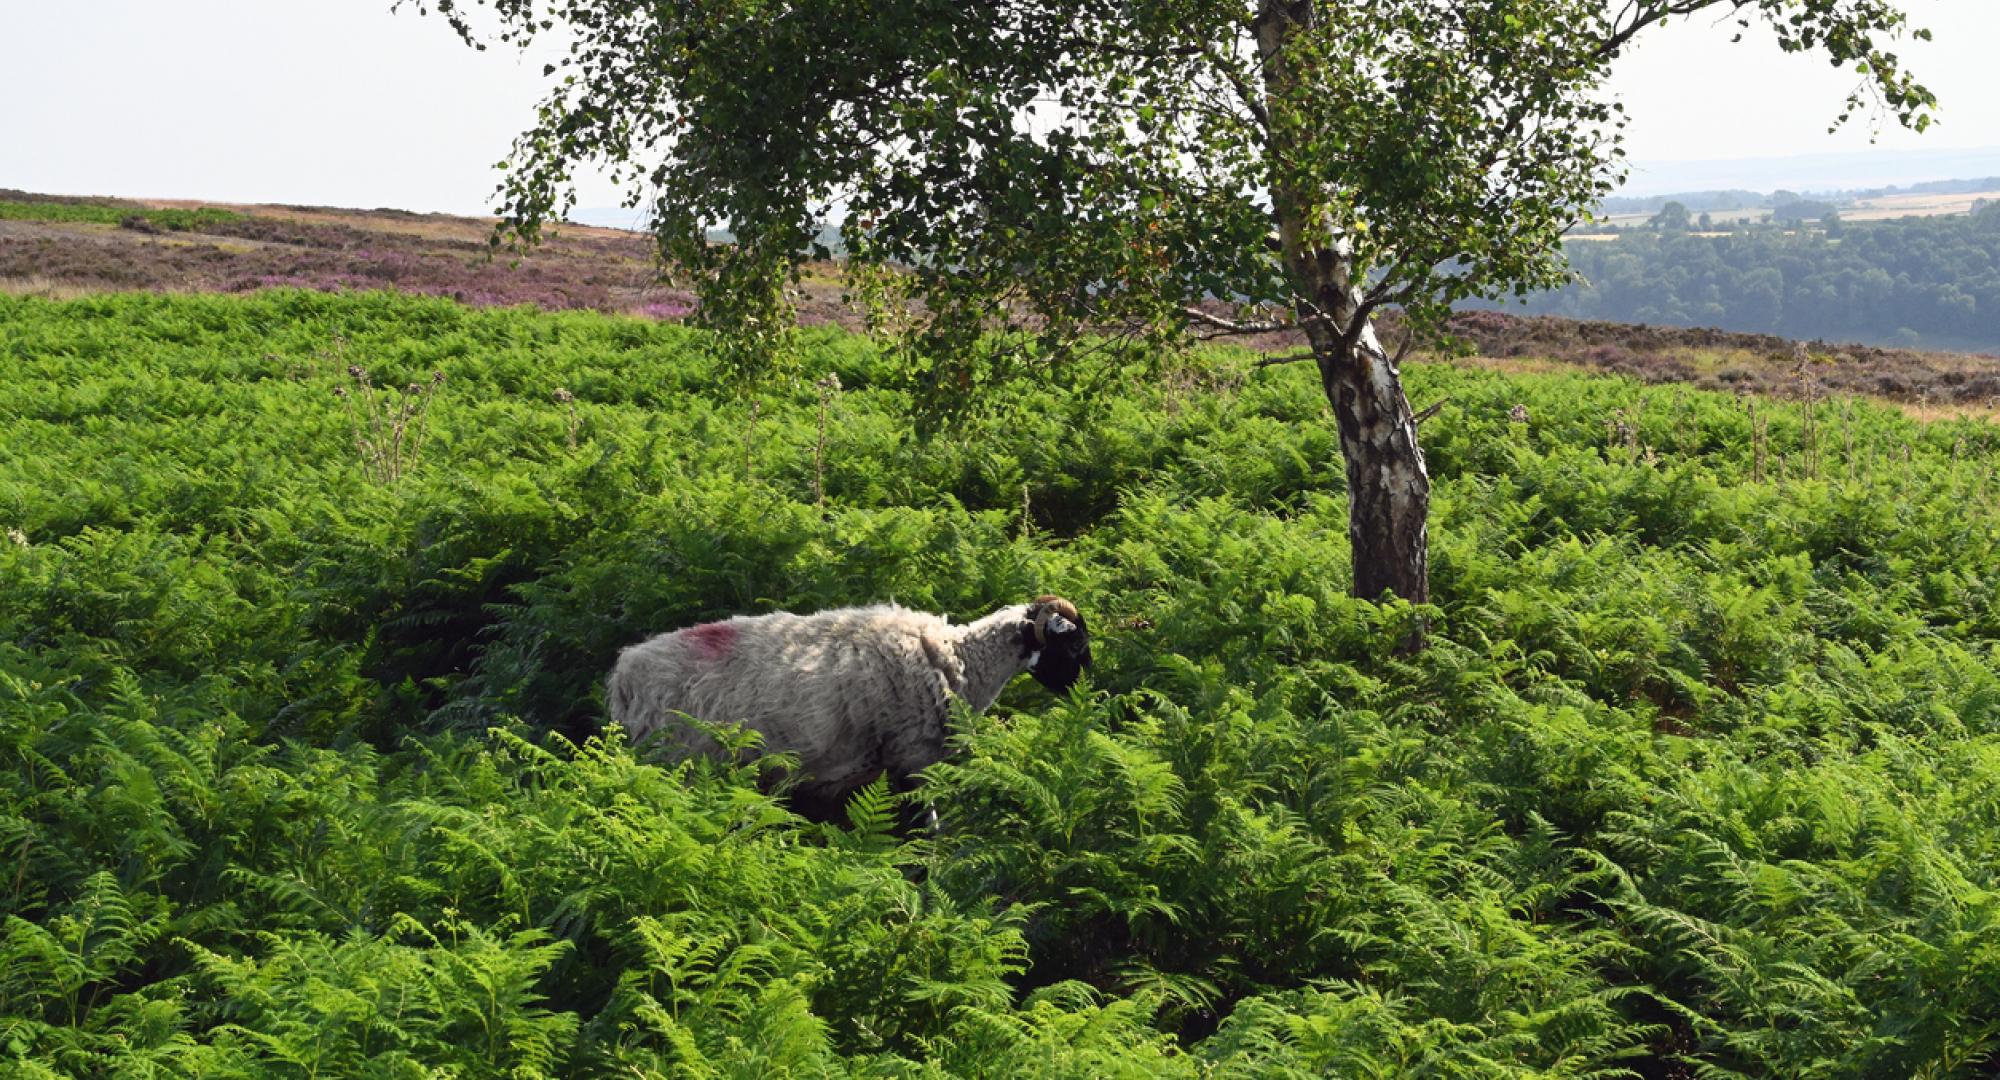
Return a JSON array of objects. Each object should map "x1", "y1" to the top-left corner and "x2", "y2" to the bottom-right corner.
[
  {"x1": 1026, "y1": 599, "x2": 1091, "y2": 694},
  {"x1": 1030, "y1": 636, "x2": 1091, "y2": 693}
]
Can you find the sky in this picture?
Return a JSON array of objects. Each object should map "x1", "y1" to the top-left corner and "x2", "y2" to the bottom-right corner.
[
  {"x1": 1, "y1": 0, "x2": 1995, "y2": 215},
  {"x1": 1602, "y1": 0, "x2": 2000, "y2": 194}
]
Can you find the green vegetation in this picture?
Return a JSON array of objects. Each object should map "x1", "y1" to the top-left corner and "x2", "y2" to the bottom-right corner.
[
  {"x1": 6, "y1": 290, "x2": 2000, "y2": 1075},
  {"x1": 0, "y1": 198, "x2": 242, "y2": 232},
  {"x1": 1508, "y1": 205, "x2": 2000, "y2": 351}
]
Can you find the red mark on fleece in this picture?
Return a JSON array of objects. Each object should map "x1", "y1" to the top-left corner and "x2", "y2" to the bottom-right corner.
[{"x1": 682, "y1": 621, "x2": 738, "y2": 662}]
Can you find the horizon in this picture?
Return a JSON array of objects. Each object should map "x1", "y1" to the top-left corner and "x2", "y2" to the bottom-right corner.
[
  {"x1": 17, "y1": 139, "x2": 1998, "y2": 223},
  {"x1": 16, "y1": 137, "x2": 1997, "y2": 226},
  {"x1": 1615, "y1": 145, "x2": 2000, "y2": 201}
]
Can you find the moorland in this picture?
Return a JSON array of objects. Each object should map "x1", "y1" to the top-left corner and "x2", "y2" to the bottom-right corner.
[
  {"x1": 7, "y1": 189, "x2": 1996, "y2": 409},
  {"x1": 4, "y1": 192, "x2": 2000, "y2": 1076}
]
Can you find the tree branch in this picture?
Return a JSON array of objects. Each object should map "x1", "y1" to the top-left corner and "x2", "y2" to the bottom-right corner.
[
  {"x1": 1206, "y1": 43, "x2": 1271, "y2": 138},
  {"x1": 1412, "y1": 397, "x2": 1450, "y2": 426},
  {"x1": 1182, "y1": 305, "x2": 1301, "y2": 336},
  {"x1": 1600, "y1": 0, "x2": 1751, "y2": 59}
]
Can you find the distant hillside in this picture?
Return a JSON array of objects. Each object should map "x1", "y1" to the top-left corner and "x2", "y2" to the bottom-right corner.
[
  {"x1": 1847, "y1": 176, "x2": 2000, "y2": 200},
  {"x1": 1491, "y1": 206, "x2": 2000, "y2": 355},
  {"x1": 0, "y1": 189, "x2": 688, "y2": 316},
  {"x1": 1595, "y1": 175, "x2": 2000, "y2": 218},
  {"x1": 6, "y1": 189, "x2": 1998, "y2": 409},
  {"x1": 0, "y1": 190, "x2": 873, "y2": 325}
]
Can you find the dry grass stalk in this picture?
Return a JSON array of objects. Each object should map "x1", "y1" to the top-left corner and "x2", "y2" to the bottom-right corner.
[
  {"x1": 553, "y1": 387, "x2": 579, "y2": 449},
  {"x1": 1676, "y1": 392, "x2": 1697, "y2": 457},
  {"x1": 1841, "y1": 397, "x2": 1857, "y2": 483},
  {"x1": 1794, "y1": 345, "x2": 1822, "y2": 480},
  {"x1": 1743, "y1": 393, "x2": 1767, "y2": 485},
  {"x1": 814, "y1": 373, "x2": 841, "y2": 511},
  {"x1": 332, "y1": 362, "x2": 444, "y2": 484}
]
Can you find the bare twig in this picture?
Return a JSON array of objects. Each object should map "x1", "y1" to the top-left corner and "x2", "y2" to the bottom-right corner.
[{"x1": 1390, "y1": 323, "x2": 1419, "y2": 366}]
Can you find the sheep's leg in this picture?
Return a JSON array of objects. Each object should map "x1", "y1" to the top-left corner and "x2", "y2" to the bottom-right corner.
[{"x1": 888, "y1": 771, "x2": 941, "y2": 837}]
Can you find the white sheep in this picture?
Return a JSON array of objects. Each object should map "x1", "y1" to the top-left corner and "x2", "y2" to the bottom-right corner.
[{"x1": 606, "y1": 595, "x2": 1091, "y2": 817}]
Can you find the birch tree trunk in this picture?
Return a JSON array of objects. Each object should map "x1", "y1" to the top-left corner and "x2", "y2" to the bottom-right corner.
[
  {"x1": 1302, "y1": 303, "x2": 1431, "y2": 607},
  {"x1": 1256, "y1": 0, "x2": 1433, "y2": 613}
]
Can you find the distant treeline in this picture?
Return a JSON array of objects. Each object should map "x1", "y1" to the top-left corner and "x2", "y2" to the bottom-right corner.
[
  {"x1": 1598, "y1": 189, "x2": 1766, "y2": 214},
  {"x1": 1484, "y1": 206, "x2": 2000, "y2": 351}
]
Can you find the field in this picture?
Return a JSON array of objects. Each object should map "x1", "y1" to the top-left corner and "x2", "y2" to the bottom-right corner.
[
  {"x1": 5, "y1": 287, "x2": 2000, "y2": 1075},
  {"x1": 1843, "y1": 189, "x2": 2000, "y2": 222},
  {"x1": 1590, "y1": 210, "x2": 1774, "y2": 230}
]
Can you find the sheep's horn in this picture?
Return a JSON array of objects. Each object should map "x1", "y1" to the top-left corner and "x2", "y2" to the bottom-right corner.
[{"x1": 1031, "y1": 595, "x2": 1076, "y2": 643}]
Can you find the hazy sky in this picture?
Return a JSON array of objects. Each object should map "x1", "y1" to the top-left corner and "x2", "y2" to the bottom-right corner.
[{"x1": 2, "y1": 0, "x2": 1994, "y2": 214}]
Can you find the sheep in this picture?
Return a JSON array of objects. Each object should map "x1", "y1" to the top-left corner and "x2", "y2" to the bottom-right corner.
[{"x1": 606, "y1": 595, "x2": 1091, "y2": 820}]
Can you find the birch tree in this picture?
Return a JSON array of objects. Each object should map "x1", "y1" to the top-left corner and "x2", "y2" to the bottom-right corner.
[{"x1": 416, "y1": 0, "x2": 1933, "y2": 626}]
